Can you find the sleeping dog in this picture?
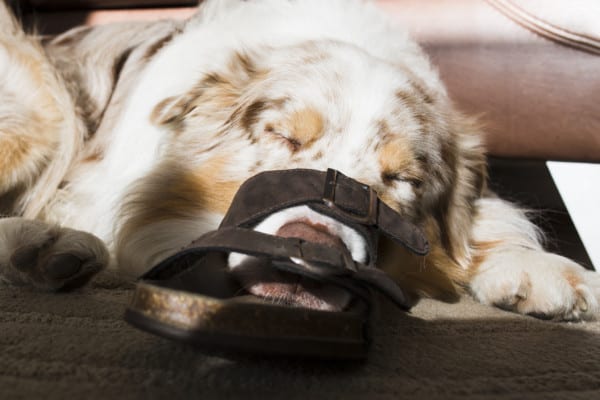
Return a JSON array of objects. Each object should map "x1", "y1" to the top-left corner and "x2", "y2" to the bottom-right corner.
[{"x1": 1, "y1": 0, "x2": 598, "y2": 319}]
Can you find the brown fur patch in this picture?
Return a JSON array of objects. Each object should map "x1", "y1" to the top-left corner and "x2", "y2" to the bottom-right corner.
[
  {"x1": 376, "y1": 120, "x2": 394, "y2": 144},
  {"x1": 395, "y1": 62, "x2": 437, "y2": 106},
  {"x1": 377, "y1": 214, "x2": 472, "y2": 304},
  {"x1": 429, "y1": 111, "x2": 487, "y2": 266},
  {"x1": 143, "y1": 32, "x2": 175, "y2": 61},
  {"x1": 378, "y1": 228, "x2": 462, "y2": 304},
  {"x1": 112, "y1": 47, "x2": 133, "y2": 88},
  {"x1": 395, "y1": 90, "x2": 431, "y2": 129},
  {"x1": 119, "y1": 157, "x2": 241, "y2": 235},
  {"x1": 241, "y1": 100, "x2": 268, "y2": 132}
]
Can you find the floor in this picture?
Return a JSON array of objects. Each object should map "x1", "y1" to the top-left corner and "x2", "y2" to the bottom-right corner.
[{"x1": 2, "y1": 276, "x2": 600, "y2": 400}]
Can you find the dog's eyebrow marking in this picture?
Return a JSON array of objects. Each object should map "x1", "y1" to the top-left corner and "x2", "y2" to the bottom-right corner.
[
  {"x1": 378, "y1": 139, "x2": 420, "y2": 186},
  {"x1": 287, "y1": 107, "x2": 324, "y2": 149}
]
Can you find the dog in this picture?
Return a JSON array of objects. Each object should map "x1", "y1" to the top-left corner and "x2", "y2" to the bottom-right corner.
[{"x1": 1, "y1": 0, "x2": 598, "y2": 320}]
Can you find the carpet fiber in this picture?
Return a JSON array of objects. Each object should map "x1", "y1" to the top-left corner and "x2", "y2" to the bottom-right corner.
[{"x1": 2, "y1": 273, "x2": 600, "y2": 399}]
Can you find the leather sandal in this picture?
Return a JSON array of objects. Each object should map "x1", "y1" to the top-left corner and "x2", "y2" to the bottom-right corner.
[{"x1": 124, "y1": 168, "x2": 429, "y2": 359}]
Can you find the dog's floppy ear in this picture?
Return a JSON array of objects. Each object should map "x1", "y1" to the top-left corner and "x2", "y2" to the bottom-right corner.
[
  {"x1": 150, "y1": 50, "x2": 268, "y2": 128},
  {"x1": 435, "y1": 112, "x2": 487, "y2": 266},
  {"x1": 150, "y1": 95, "x2": 194, "y2": 126}
]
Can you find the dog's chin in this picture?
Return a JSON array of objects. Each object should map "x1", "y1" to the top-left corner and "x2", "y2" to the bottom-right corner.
[{"x1": 228, "y1": 207, "x2": 367, "y2": 312}]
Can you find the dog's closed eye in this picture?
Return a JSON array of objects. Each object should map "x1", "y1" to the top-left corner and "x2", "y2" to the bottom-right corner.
[
  {"x1": 265, "y1": 123, "x2": 302, "y2": 151},
  {"x1": 381, "y1": 172, "x2": 423, "y2": 189}
]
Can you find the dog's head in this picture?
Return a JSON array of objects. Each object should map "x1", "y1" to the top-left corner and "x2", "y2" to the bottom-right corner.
[{"x1": 118, "y1": 38, "x2": 486, "y2": 310}]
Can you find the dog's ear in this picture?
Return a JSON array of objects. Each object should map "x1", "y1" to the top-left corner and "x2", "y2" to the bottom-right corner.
[
  {"x1": 435, "y1": 112, "x2": 487, "y2": 266},
  {"x1": 150, "y1": 94, "x2": 194, "y2": 127},
  {"x1": 150, "y1": 50, "x2": 268, "y2": 129}
]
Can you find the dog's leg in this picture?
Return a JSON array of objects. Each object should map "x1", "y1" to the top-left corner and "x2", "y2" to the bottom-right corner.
[
  {"x1": 0, "y1": 217, "x2": 109, "y2": 290},
  {"x1": 1, "y1": 3, "x2": 110, "y2": 289},
  {"x1": 468, "y1": 196, "x2": 600, "y2": 320}
]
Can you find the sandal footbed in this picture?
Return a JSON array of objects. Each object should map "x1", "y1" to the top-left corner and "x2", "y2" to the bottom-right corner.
[{"x1": 125, "y1": 282, "x2": 369, "y2": 359}]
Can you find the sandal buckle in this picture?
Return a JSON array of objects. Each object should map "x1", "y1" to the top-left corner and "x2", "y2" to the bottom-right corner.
[{"x1": 323, "y1": 168, "x2": 378, "y2": 226}]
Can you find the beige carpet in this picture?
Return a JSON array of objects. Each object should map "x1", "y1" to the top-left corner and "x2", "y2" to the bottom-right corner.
[{"x1": 2, "y1": 273, "x2": 600, "y2": 400}]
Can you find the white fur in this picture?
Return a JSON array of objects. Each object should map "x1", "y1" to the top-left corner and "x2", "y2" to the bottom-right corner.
[{"x1": 470, "y1": 197, "x2": 600, "y2": 320}]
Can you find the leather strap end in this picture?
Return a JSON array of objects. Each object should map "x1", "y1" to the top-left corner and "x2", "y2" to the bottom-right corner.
[{"x1": 377, "y1": 202, "x2": 429, "y2": 256}]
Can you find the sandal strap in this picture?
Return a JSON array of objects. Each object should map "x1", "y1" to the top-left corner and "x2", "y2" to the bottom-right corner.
[
  {"x1": 219, "y1": 168, "x2": 429, "y2": 256},
  {"x1": 142, "y1": 227, "x2": 411, "y2": 310}
]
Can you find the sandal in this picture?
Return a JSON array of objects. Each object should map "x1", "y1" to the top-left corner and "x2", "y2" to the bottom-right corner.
[{"x1": 124, "y1": 168, "x2": 429, "y2": 359}]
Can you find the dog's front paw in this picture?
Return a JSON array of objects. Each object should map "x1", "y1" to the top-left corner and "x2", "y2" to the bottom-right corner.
[
  {"x1": 470, "y1": 249, "x2": 599, "y2": 321},
  {"x1": 0, "y1": 218, "x2": 109, "y2": 290}
]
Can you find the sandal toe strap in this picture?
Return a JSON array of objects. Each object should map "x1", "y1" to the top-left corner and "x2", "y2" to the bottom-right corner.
[{"x1": 143, "y1": 227, "x2": 411, "y2": 310}]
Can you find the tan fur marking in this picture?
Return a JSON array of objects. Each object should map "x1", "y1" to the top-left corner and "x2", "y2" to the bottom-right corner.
[
  {"x1": 286, "y1": 107, "x2": 324, "y2": 150},
  {"x1": 81, "y1": 148, "x2": 104, "y2": 164},
  {"x1": 376, "y1": 213, "x2": 471, "y2": 304},
  {"x1": 378, "y1": 233, "x2": 462, "y2": 304},
  {"x1": 468, "y1": 240, "x2": 503, "y2": 275},
  {"x1": 192, "y1": 156, "x2": 243, "y2": 214},
  {"x1": 117, "y1": 157, "x2": 242, "y2": 250},
  {"x1": 378, "y1": 139, "x2": 422, "y2": 186},
  {"x1": 564, "y1": 269, "x2": 583, "y2": 289},
  {"x1": 378, "y1": 140, "x2": 413, "y2": 173},
  {"x1": 0, "y1": 136, "x2": 30, "y2": 180},
  {"x1": 0, "y1": 42, "x2": 61, "y2": 195}
]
